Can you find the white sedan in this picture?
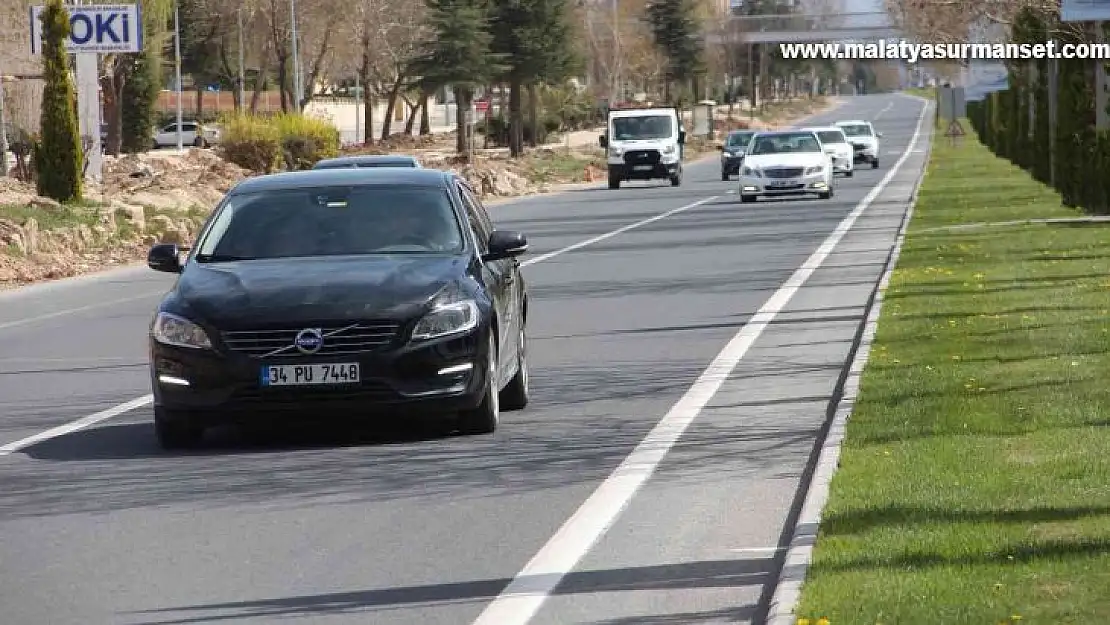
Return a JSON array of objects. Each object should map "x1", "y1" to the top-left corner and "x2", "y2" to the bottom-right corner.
[
  {"x1": 805, "y1": 126, "x2": 854, "y2": 177},
  {"x1": 738, "y1": 130, "x2": 835, "y2": 203}
]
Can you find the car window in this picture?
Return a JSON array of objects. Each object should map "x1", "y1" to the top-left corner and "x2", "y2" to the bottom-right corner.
[
  {"x1": 727, "y1": 132, "x2": 754, "y2": 147},
  {"x1": 161, "y1": 124, "x2": 176, "y2": 132},
  {"x1": 611, "y1": 115, "x2": 673, "y2": 140},
  {"x1": 816, "y1": 130, "x2": 846, "y2": 144},
  {"x1": 456, "y1": 183, "x2": 493, "y2": 253},
  {"x1": 748, "y1": 133, "x2": 822, "y2": 155},
  {"x1": 838, "y1": 123, "x2": 872, "y2": 137},
  {"x1": 194, "y1": 185, "x2": 466, "y2": 261},
  {"x1": 182, "y1": 123, "x2": 197, "y2": 132}
]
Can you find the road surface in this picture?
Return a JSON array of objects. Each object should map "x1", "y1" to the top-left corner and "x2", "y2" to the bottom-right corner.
[{"x1": 0, "y1": 93, "x2": 932, "y2": 625}]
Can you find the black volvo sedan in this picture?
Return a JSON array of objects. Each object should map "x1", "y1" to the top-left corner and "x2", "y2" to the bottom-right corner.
[{"x1": 145, "y1": 167, "x2": 530, "y2": 449}]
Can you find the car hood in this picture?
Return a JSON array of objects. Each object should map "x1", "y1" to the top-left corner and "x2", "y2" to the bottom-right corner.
[
  {"x1": 744, "y1": 153, "x2": 827, "y2": 169},
  {"x1": 173, "y1": 255, "x2": 467, "y2": 328},
  {"x1": 846, "y1": 135, "x2": 877, "y2": 146}
]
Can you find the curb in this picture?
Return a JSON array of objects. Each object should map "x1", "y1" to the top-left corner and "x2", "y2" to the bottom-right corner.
[{"x1": 762, "y1": 93, "x2": 935, "y2": 625}]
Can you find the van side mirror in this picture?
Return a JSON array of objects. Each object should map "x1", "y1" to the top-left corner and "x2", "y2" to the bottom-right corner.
[
  {"x1": 678, "y1": 130, "x2": 686, "y2": 144},
  {"x1": 599, "y1": 135, "x2": 608, "y2": 148},
  {"x1": 877, "y1": 131, "x2": 883, "y2": 137}
]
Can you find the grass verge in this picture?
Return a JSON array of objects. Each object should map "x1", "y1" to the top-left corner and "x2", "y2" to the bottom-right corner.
[{"x1": 794, "y1": 123, "x2": 1110, "y2": 623}]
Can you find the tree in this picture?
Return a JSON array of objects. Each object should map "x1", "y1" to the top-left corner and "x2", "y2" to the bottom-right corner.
[
  {"x1": 120, "y1": 51, "x2": 161, "y2": 153},
  {"x1": 100, "y1": 0, "x2": 172, "y2": 155},
  {"x1": 408, "y1": 0, "x2": 506, "y2": 155},
  {"x1": 35, "y1": 0, "x2": 82, "y2": 202},
  {"x1": 645, "y1": 0, "x2": 705, "y2": 104},
  {"x1": 884, "y1": 0, "x2": 1065, "y2": 45}
]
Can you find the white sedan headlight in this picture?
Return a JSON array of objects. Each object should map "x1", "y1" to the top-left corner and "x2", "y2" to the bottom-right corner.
[
  {"x1": 151, "y1": 312, "x2": 212, "y2": 349},
  {"x1": 411, "y1": 300, "x2": 479, "y2": 340},
  {"x1": 662, "y1": 145, "x2": 676, "y2": 155},
  {"x1": 805, "y1": 165, "x2": 824, "y2": 175}
]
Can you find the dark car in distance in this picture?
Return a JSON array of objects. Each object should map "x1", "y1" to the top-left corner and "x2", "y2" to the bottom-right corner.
[
  {"x1": 312, "y1": 155, "x2": 422, "y2": 169},
  {"x1": 145, "y1": 167, "x2": 530, "y2": 449},
  {"x1": 719, "y1": 130, "x2": 756, "y2": 180}
]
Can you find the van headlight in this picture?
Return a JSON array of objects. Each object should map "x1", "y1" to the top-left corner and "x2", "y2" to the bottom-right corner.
[
  {"x1": 411, "y1": 300, "x2": 479, "y2": 340},
  {"x1": 608, "y1": 147, "x2": 623, "y2": 158},
  {"x1": 151, "y1": 312, "x2": 212, "y2": 349},
  {"x1": 662, "y1": 144, "x2": 676, "y2": 155}
]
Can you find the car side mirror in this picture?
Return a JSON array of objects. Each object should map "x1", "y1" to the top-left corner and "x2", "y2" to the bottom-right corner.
[
  {"x1": 147, "y1": 243, "x2": 183, "y2": 273},
  {"x1": 598, "y1": 135, "x2": 608, "y2": 148},
  {"x1": 678, "y1": 130, "x2": 686, "y2": 144},
  {"x1": 483, "y1": 230, "x2": 528, "y2": 262},
  {"x1": 876, "y1": 132, "x2": 883, "y2": 137}
]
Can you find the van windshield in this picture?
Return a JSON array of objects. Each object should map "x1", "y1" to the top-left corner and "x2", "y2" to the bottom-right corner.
[{"x1": 612, "y1": 115, "x2": 674, "y2": 140}]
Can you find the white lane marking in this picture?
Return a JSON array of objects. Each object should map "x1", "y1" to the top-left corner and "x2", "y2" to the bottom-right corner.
[
  {"x1": 520, "y1": 196, "x2": 719, "y2": 267},
  {"x1": 0, "y1": 195, "x2": 721, "y2": 455},
  {"x1": 0, "y1": 290, "x2": 165, "y2": 333},
  {"x1": 874, "y1": 101, "x2": 894, "y2": 120},
  {"x1": 0, "y1": 395, "x2": 154, "y2": 455},
  {"x1": 467, "y1": 96, "x2": 932, "y2": 625}
]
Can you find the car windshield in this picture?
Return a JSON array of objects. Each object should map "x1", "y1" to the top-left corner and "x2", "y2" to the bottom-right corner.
[
  {"x1": 727, "y1": 132, "x2": 755, "y2": 147},
  {"x1": 194, "y1": 185, "x2": 465, "y2": 261},
  {"x1": 611, "y1": 115, "x2": 673, "y2": 140},
  {"x1": 816, "y1": 130, "x2": 846, "y2": 144},
  {"x1": 748, "y1": 133, "x2": 822, "y2": 155},
  {"x1": 839, "y1": 124, "x2": 872, "y2": 137}
]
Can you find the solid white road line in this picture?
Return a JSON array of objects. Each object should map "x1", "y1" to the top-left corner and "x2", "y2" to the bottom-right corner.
[
  {"x1": 0, "y1": 395, "x2": 154, "y2": 455},
  {"x1": 467, "y1": 95, "x2": 931, "y2": 625},
  {"x1": 0, "y1": 195, "x2": 722, "y2": 456}
]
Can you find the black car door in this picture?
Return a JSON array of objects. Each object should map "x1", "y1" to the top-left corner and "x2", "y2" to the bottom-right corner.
[{"x1": 456, "y1": 182, "x2": 516, "y2": 378}]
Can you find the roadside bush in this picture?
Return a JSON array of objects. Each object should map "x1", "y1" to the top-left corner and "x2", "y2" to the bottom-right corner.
[
  {"x1": 36, "y1": 0, "x2": 83, "y2": 202},
  {"x1": 477, "y1": 115, "x2": 560, "y2": 147},
  {"x1": 215, "y1": 113, "x2": 282, "y2": 174},
  {"x1": 270, "y1": 112, "x2": 340, "y2": 170}
]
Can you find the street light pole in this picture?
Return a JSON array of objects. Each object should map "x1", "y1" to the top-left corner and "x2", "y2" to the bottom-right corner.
[
  {"x1": 173, "y1": 0, "x2": 184, "y2": 150},
  {"x1": 290, "y1": 0, "x2": 303, "y2": 110}
]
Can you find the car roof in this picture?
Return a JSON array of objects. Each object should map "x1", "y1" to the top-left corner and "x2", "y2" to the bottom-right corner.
[
  {"x1": 835, "y1": 120, "x2": 871, "y2": 126},
  {"x1": 751, "y1": 129, "x2": 818, "y2": 137},
  {"x1": 228, "y1": 167, "x2": 455, "y2": 195},
  {"x1": 313, "y1": 155, "x2": 420, "y2": 168},
  {"x1": 806, "y1": 126, "x2": 846, "y2": 132}
]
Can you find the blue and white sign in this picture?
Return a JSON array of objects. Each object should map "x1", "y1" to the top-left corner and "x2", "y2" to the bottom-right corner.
[
  {"x1": 29, "y1": 4, "x2": 143, "y2": 54},
  {"x1": 1061, "y1": 0, "x2": 1110, "y2": 22}
]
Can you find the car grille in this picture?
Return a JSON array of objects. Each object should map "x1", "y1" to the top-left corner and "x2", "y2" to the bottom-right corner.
[
  {"x1": 221, "y1": 322, "x2": 400, "y2": 358},
  {"x1": 763, "y1": 167, "x2": 804, "y2": 178},
  {"x1": 623, "y1": 149, "x2": 661, "y2": 165}
]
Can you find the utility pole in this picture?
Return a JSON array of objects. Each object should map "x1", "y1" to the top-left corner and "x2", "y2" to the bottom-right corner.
[
  {"x1": 238, "y1": 7, "x2": 246, "y2": 111},
  {"x1": 173, "y1": 0, "x2": 184, "y2": 150}
]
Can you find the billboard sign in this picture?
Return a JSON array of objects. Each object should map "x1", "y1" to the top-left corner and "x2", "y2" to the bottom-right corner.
[{"x1": 29, "y1": 4, "x2": 143, "y2": 54}]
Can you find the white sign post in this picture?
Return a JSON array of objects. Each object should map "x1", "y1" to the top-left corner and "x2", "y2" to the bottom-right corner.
[{"x1": 29, "y1": 4, "x2": 143, "y2": 184}]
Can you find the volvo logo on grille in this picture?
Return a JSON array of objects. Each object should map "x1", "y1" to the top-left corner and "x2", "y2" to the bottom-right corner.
[{"x1": 293, "y1": 328, "x2": 324, "y2": 354}]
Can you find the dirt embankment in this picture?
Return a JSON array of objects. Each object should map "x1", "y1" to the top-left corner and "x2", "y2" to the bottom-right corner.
[{"x1": 0, "y1": 96, "x2": 839, "y2": 289}]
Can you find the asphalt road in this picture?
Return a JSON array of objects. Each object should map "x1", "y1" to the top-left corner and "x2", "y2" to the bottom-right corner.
[{"x1": 0, "y1": 93, "x2": 933, "y2": 625}]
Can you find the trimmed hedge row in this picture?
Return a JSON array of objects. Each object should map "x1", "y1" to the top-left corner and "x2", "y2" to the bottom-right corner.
[
  {"x1": 216, "y1": 112, "x2": 340, "y2": 174},
  {"x1": 968, "y1": 8, "x2": 1110, "y2": 213}
]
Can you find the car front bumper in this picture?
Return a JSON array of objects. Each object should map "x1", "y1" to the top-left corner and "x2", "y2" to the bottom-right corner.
[
  {"x1": 851, "y1": 144, "x2": 877, "y2": 161},
  {"x1": 149, "y1": 329, "x2": 491, "y2": 424},
  {"x1": 739, "y1": 173, "x2": 831, "y2": 196},
  {"x1": 830, "y1": 155, "x2": 853, "y2": 172}
]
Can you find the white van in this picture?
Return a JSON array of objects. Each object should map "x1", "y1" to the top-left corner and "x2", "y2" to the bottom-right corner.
[{"x1": 599, "y1": 106, "x2": 685, "y2": 189}]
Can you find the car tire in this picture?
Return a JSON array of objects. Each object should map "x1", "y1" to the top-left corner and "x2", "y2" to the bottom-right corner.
[
  {"x1": 740, "y1": 194, "x2": 756, "y2": 203},
  {"x1": 872, "y1": 159, "x2": 880, "y2": 169},
  {"x1": 721, "y1": 170, "x2": 729, "y2": 181},
  {"x1": 845, "y1": 169, "x2": 854, "y2": 177},
  {"x1": 608, "y1": 176, "x2": 620, "y2": 190},
  {"x1": 154, "y1": 407, "x2": 204, "y2": 450},
  {"x1": 457, "y1": 335, "x2": 499, "y2": 435},
  {"x1": 670, "y1": 172, "x2": 682, "y2": 186},
  {"x1": 819, "y1": 187, "x2": 833, "y2": 199},
  {"x1": 499, "y1": 325, "x2": 529, "y2": 411}
]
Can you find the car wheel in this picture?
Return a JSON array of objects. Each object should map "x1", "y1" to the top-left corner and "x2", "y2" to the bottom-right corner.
[
  {"x1": 457, "y1": 334, "x2": 499, "y2": 435},
  {"x1": 154, "y1": 407, "x2": 204, "y2": 450},
  {"x1": 721, "y1": 170, "x2": 729, "y2": 181},
  {"x1": 608, "y1": 176, "x2": 620, "y2": 190},
  {"x1": 499, "y1": 325, "x2": 529, "y2": 411},
  {"x1": 845, "y1": 169, "x2": 854, "y2": 177},
  {"x1": 872, "y1": 159, "x2": 880, "y2": 169},
  {"x1": 670, "y1": 172, "x2": 682, "y2": 186}
]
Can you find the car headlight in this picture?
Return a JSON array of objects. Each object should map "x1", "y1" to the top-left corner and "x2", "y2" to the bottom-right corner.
[
  {"x1": 608, "y1": 147, "x2": 622, "y2": 158},
  {"x1": 741, "y1": 166, "x2": 761, "y2": 177},
  {"x1": 151, "y1": 312, "x2": 212, "y2": 349},
  {"x1": 805, "y1": 166, "x2": 824, "y2": 175},
  {"x1": 411, "y1": 300, "x2": 479, "y2": 341}
]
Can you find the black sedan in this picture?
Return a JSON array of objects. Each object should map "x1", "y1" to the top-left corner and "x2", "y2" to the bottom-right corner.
[
  {"x1": 145, "y1": 167, "x2": 530, "y2": 449},
  {"x1": 312, "y1": 154, "x2": 422, "y2": 169},
  {"x1": 719, "y1": 130, "x2": 756, "y2": 180}
]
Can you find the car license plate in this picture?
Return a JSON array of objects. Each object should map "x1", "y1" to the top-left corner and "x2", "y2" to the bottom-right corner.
[
  {"x1": 768, "y1": 179, "x2": 795, "y2": 187},
  {"x1": 260, "y1": 363, "x2": 360, "y2": 386},
  {"x1": 633, "y1": 165, "x2": 653, "y2": 171}
]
